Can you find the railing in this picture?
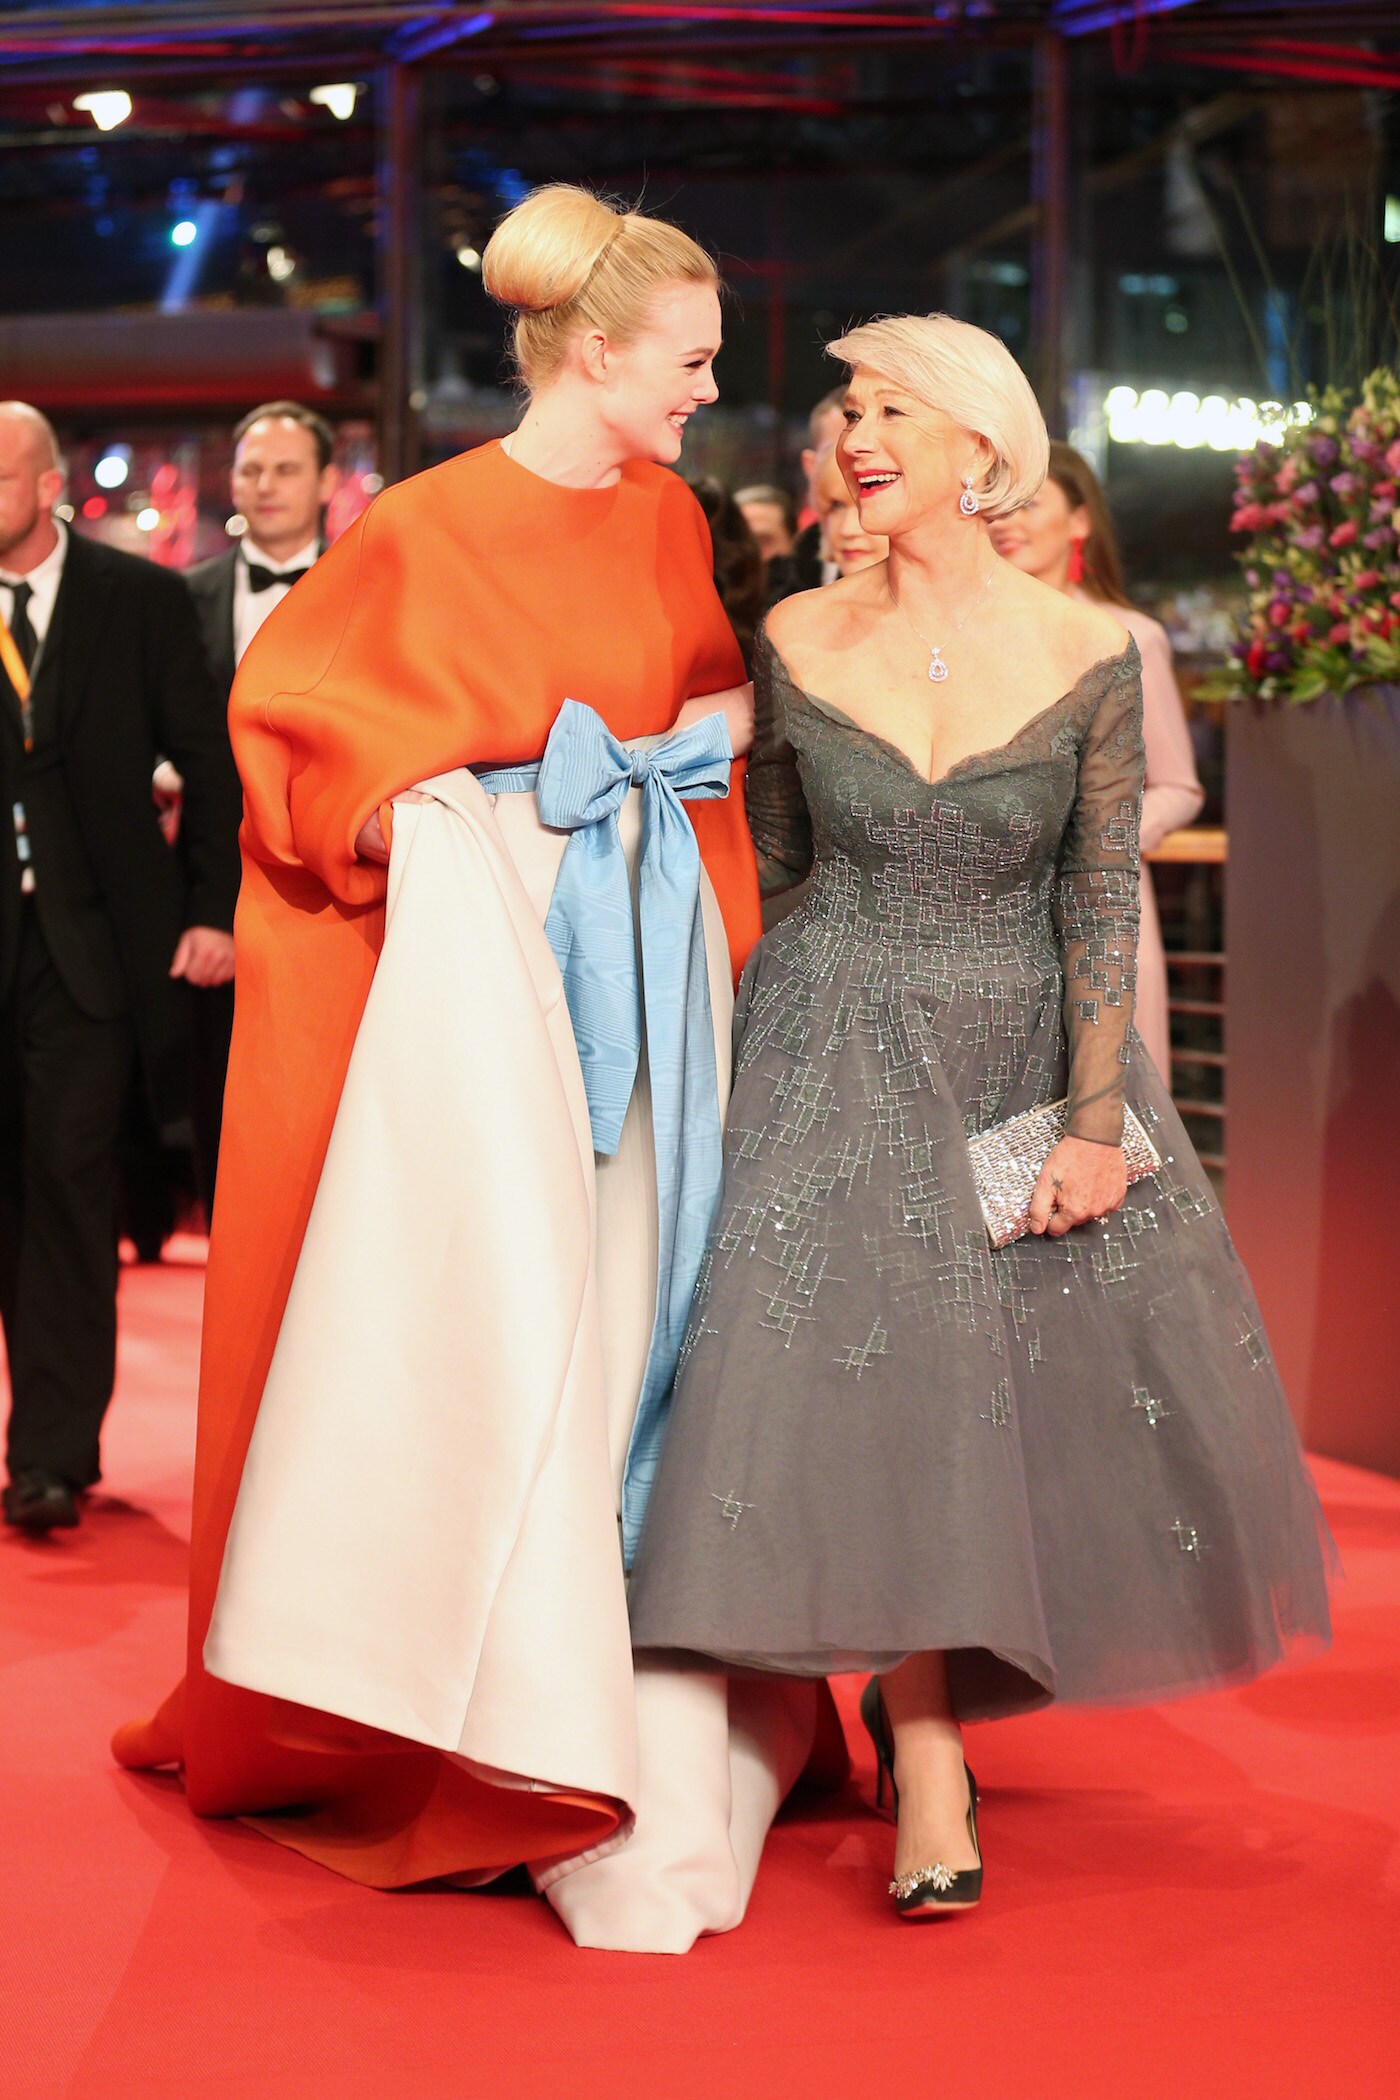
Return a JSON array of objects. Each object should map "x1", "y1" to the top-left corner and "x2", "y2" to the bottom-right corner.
[{"x1": 1145, "y1": 826, "x2": 1226, "y2": 1176}]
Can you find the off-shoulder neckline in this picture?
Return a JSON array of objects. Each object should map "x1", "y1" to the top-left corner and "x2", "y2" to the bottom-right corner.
[{"x1": 755, "y1": 628, "x2": 1139, "y2": 793}]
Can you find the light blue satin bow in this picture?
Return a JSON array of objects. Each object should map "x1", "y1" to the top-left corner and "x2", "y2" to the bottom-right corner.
[{"x1": 479, "y1": 700, "x2": 733, "y2": 1560}]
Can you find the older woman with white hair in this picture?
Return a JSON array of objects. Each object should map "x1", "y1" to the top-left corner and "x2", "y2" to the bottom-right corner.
[{"x1": 629, "y1": 313, "x2": 1332, "y2": 1921}]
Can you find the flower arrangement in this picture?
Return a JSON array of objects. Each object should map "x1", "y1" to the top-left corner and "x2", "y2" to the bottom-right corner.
[{"x1": 1208, "y1": 366, "x2": 1400, "y2": 705}]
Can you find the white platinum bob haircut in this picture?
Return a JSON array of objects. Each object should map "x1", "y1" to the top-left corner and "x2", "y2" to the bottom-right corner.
[{"x1": 827, "y1": 313, "x2": 1050, "y2": 521}]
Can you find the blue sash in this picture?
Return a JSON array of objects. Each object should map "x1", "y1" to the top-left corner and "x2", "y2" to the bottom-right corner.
[{"x1": 479, "y1": 700, "x2": 733, "y2": 1560}]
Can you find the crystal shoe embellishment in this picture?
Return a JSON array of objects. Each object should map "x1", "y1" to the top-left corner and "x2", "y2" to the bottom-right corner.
[{"x1": 891, "y1": 1863, "x2": 957, "y2": 1898}]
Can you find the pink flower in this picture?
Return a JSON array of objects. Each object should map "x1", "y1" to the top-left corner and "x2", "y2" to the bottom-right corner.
[
  {"x1": 1329, "y1": 621, "x2": 1353, "y2": 644},
  {"x1": 1231, "y1": 503, "x2": 1265, "y2": 533},
  {"x1": 1275, "y1": 455, "x2": 1301, "y2": 494},
  {"x1": 1293, "y1": 481, "x2": 1320, "y2": 506},
  {"x1": 1269, "y1": 600, "x2": 1291, "y2": 627},
  {"x1": 1384, "y1": 439, "x2": 1400, "y2": 476},
  {"x1": 1329, "y1": 520, "x2": 1358, "y2": 548},
  {"x1": 1353, "y1": 569, "x2": 1382, "y2": 590}
]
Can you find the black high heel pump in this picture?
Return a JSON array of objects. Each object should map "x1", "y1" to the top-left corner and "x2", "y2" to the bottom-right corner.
[{"x1": 859, "y1": 1677, "x2": 983, "y2": 1918}]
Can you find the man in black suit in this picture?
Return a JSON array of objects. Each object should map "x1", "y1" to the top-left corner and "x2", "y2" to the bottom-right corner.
[
  {"x1": 765, "y1": 386, "x2": 848, "y2": 605},
  {"x1": 174, "y1": 399, "x2": 335, "y2": 1206},
  {"x1": 0, "y1": 401, "x2": 242, "y2": 1532}
]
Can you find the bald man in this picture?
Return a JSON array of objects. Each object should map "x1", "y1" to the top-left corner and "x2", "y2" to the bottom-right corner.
[{"x1": 0, "y1": 403, "x2": 242, "y2": 1531}]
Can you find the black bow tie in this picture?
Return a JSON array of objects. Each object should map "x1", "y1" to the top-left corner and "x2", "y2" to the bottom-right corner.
[{"x1": 245, "y1": 560, "x2": 313, "y2": 594}]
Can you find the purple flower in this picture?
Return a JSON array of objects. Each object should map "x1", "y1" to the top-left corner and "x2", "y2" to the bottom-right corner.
[
  {"x1": 1294, "y1": 524, "x2": 1326, "y2": 550},
  {"x1": 1232, "y1": 639, "x2": 1251, "y2": 661},
  {"x1": 1329, "y1": 471, "x2": 1358, "y2": 498},
  {"x1": 1351, "y1": 437, "x2": 1382, "y2": 463},
  {"x1": 1245, "y1": 568, "x2": 1261, "y2": 587},
  {"x1": 1364, "y1": 526, "x2": 1394, "y2": 549},
  {"x1": 1293, "y1": 481, "x2": 1320, "y2": 506},
  {"x1": 1310, "y1": 434, "x2": 1340, "y2": 468},
  {"x1": 1265, "y1": 648, "x2": 1292, "y2": 673}
]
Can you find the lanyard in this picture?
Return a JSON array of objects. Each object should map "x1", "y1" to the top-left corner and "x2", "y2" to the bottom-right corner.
[{"x1": 0, "y1": 615, "x2": 32, "y2": 752}]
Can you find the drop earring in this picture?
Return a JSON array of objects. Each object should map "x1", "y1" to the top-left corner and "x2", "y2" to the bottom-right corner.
[{"x1": 959, "y1": 474, "x2": 980, "y2": 517}]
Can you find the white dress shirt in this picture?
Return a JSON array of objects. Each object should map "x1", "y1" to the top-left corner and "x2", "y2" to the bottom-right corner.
[
  {"x1": 233, "y1": 536, "x2": 320, "y2": 667},
  {"x1": 1, "y1": 519, "x2": 69, "y2": 664}
]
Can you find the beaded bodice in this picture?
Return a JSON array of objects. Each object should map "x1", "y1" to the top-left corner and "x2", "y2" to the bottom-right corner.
[{"x1": 744, "y1": 628, "x2": 1145, "y2": 1143}]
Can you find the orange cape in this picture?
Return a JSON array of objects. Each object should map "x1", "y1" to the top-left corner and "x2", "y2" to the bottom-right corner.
[{"x1": 113, "y1": 443, "x2": 761, "y2": 1885}]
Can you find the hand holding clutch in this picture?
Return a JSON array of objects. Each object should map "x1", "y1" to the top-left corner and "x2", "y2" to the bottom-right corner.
[
  {"x1": 1028, "y1": 1135, "x2": 1128, "y2": 1239},
  {"x1": 968, "y1": 1097, "x2": 1162, "y2": 1248}
]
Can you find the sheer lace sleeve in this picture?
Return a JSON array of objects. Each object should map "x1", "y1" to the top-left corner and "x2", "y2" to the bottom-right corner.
[
  {"x1": 745, "y1": 629, "x2": 813, "y2": 898},
  {"x1": 1055, "y1": 643, "x2": 1145, "y2": 1145}
]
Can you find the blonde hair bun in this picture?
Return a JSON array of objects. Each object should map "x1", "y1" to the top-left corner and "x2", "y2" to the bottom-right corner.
[
  {"x1": 482, "y1": 184, "x2": 623, "y2": 316},
  {"x1": 481, "y1": 182, "x2": 718, "y2": 393}
]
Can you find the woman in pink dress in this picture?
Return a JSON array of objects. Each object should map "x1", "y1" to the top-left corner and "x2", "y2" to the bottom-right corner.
[{"x1": 989, "y1": 442, "x2": 1203, "y2": 1078}]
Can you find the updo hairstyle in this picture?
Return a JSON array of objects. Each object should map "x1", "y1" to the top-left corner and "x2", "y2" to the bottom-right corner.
[
  {"x1": 827, "y1": 313, "x2": 1049, "y2": 521},
  {"x1": 482, "y1": 184, "x2": 718, "y2": 393}
]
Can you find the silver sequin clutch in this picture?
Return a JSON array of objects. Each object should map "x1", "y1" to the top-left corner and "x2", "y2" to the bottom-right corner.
[{"x1": 968, "y1": 1098, "x2": 1162, "y2": 1249}]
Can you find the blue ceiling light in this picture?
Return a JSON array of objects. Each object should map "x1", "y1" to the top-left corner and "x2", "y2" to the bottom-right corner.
[
  {"x1": 388, "y1": 11, "x2": 495, "y2": 63},
  {"x1": 171, "y1": 219, "x2": 198, "y2": 247}
]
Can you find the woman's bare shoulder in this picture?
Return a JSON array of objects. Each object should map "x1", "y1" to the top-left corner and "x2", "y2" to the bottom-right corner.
[
  {"x1": 1062, "y1": 590, "x2": 1134, "y2": 667},
  {"x1": 999, "y1": 565, "x2": 1132, "y2": 679},
  {"x1": 766, "y1": 570, "x2": 885, "y2": 654}
]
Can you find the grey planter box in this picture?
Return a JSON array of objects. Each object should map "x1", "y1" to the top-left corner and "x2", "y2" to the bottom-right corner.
[{"x1": 1226, "y1": 686, "x2": 1400, "y2": 1477}]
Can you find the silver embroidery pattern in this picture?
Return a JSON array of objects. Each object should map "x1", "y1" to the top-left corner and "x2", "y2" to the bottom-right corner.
[
  {"x1": 981, "y1": 1378, "x2": 1012, "y2": 1428},
  {"x1": 626, "y1": 631, "x2": 1331, "y2": 1705},
  {"x1": 1132, "y1": 1384, "x2": 1171, "y2": 1428}
]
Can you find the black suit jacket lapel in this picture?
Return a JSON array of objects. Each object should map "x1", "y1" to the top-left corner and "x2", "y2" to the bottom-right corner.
[
  {"x1": 212, "y1": 550, "x2": 237, "y2": 695},
  {"x1": 51, "y1": 533, "x2": 117, "y2": 741}
]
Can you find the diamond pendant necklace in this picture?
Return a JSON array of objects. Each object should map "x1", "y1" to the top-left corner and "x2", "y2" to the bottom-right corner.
[{"x1": 890, "y1": 563, "x2": 999, "y2": 684}]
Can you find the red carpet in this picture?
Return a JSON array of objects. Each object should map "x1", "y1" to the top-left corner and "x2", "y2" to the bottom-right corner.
[{"x1": 3, "y1": 1248, "x2": 1398, "y2": 2100}]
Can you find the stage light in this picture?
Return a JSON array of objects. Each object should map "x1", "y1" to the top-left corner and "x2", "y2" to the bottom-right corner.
[
  {"x1": 1105, "y1": 386, "x2": 1314, "y2": 452},
  {"x1": 171, "y1": 220, "x2": 198, "y2": 248},
  {"x1": 74, "y1": 90, "x2": 132, "y2": 132},
  {"x1": 82, "y1": 496, "x2": 108, "y2": 520},
  {"x1": 266, "y1": 245, "x2": 296, "y2": 282},
  {"x1": 136, "y1": 508, "x2": 160, "y2": 532},
  {"x1": 1387, "y1": 196, "x2": 1400, "y2": 245},
  {"x1": 456, "y1": 244, "x2": 482, "y2": 271},
  {"x1": 225, "y1": 514, "x2": 248, "y2": 537},
  {"x1": 309, "y1": 83, "x2": 359, "y2": 122},
  {"x1": 94, "y1": 449, "x2": 130, "y2": 490}
]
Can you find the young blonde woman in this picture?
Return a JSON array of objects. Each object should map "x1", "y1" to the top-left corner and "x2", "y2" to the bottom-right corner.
[
  {"x1": 630, "y1": 314, "x2": 1332, "y2": 1920},
  {"x1": 988, "y1": 442, "x2": 1204, "y2": 1077},
  {"x1": 114, "y1": 185, "x2": 828, "y2": 1954}
]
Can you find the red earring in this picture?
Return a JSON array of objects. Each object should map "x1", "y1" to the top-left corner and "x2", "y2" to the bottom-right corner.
[{"x1": 1067, "y1": 536, "x2": 1088, "y2": 587}]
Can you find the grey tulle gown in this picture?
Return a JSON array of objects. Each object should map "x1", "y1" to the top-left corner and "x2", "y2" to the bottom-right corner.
[{"x1": 627, "y1": 630, "x2": 1333, "y2": 1717}]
